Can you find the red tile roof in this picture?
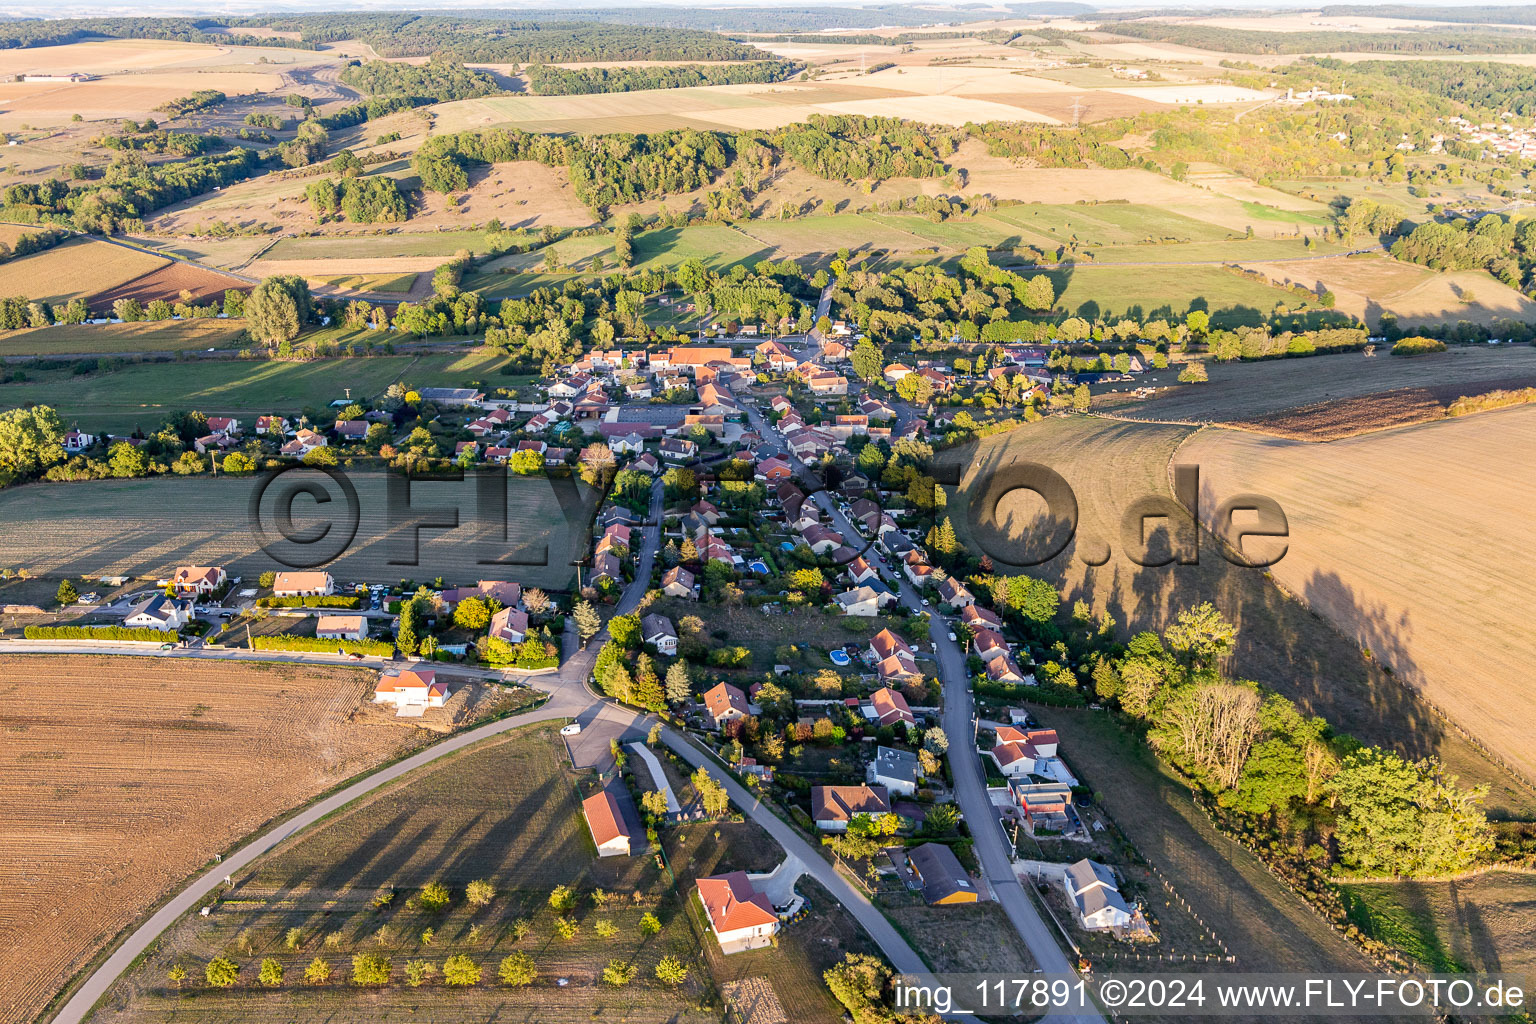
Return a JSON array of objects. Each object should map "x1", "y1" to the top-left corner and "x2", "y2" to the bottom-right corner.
[{"x1": 697, "y1": 872, "x2": 777, "y2": 933}]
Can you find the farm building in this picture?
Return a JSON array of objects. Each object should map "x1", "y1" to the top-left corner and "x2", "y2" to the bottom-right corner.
[
  {"x1": 696, "y1": 872, "x2": 779, "y2": 954},
  {"x1": 582, "y1": 782, "x2": 644, "y2": 858}
]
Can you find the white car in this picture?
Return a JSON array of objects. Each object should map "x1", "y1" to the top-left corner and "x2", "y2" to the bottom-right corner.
[
  {"x1": 560, "y1": 722, "x2": 582, "y2": 736},
  {"x1": 947, "y1": 631, "x2": 957, "y2": 642},
  {"x1": 921, "y1": 598, "x2": 930, "y2": 606}
]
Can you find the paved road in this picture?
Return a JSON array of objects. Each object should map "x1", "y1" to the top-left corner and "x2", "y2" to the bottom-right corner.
[{"x1": 745, "y1": 402, "x2": 1104, "y2": 1023}]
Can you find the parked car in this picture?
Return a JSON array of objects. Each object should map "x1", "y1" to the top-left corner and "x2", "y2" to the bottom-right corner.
[
  {"x1": 560, "y1": 722, "x2": 582, "y2": 736},
  {"x1": 947, "y1": 631, "x2": 957, "y2": 642},
  {"x1": 78, "y1": 593, "x2": 99, "y2": 604}
]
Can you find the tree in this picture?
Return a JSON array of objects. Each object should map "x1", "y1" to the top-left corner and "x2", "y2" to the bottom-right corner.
[
  {"x1": 1149, "y1": 681, "x2": 1261, "y2": 791},
  {"x1": 205, "y1": 956, "x2": 239, "y2": 988},
  {"x1": 0, "y1": 405, "x2": 65, "y2": 478},
  {"x1": 461, "y1": 878, "x2": 495, "y2": 907},
  {"x1": 924, "y1": 802, "x2": 960, "y2": 834},
  {"x1": 1185, "y1": 309, "x2": 1209, "y2": 336},
  {"x1": 639, "y1": 911, "x2": 661, "y2": 936},
  {"x1": 304, "y1": 957, "x2": 332, "y2": 984},
  {"x1": 573, "y1": 600, "x2": 601, "y2": 643},
  {"x1": 922, "y1": 726, "x2": 949, "y2": 754},
  {"x1": 692, "y1": 767, "x2": 731, "y2": 816},
  {"x1": 548, "y1": 884, "x2": 577, "y2": 913},
  {"x1": 443, "y1": 954, "x2": 482, "y2": 986},
  {"x1": 1333, "y1": 749, "x2": 1493, "y2": 877},
  {"x1": 1164, "y1": 602, "x2": 1236, "y2": 674},
  {"x1": 259, "y1": 958, "x2": 285, "y2": 987},
  {"x1": 664, "y1": 660, "x2": 691, "y2": 704},
  {"x1": 655, "y1": 956, "x2": 689, "y2": 985},
  {"x1": 823, "y1": 953, "x2": 897, "y2": 1024},
  {"x1": 602, "y1": 960, "x2": 637, "y2": 986},
  {"x1": 352, "y1": 952, "x2": 391, "y2": 985},
  {"x1": 609, "y1": 612, "x2": 641, "y2": 648},
  {"x1": 454, "y1": 596, "x2": 491, "y2": 631},
  {"x1": 641, "y1": 789, "x2": 669, "y2": 817},
  {"x1": 167, "y1": 963, "x2": 188, "y2": 987},
  {"x1": 1071, "y1": 383, "x2": 1091, "y2": 413},
  {"x1": 56, "y1": 580, "x2": 78, "y2": 606},
  {"x1": 245, "y1": 275, "x2": 312, "y2": 347},
  {"x1": 499, "y1": 951, "x2": 536, "y2": 987},
  {"x1": 523, "y1": 587, "x2": 550, "y2": 615},
  {"x1": 419, "y1": 880, "x2": 451, "y2": 911},
  {"x1": 405, "y1": 959, "x2": 436, "y2": 987},
  {"x1": 554, "y1": 915, "x2": 579, "y2": 939},
  {"x1": 1178, "y1": 361, "x2": 1209, "y2": 383},
  {"x1": 1022, "y1": 274, "x2": 1055, "y2": 311},
  {"x1": 851, "y1": 341, "x2": 883, "y2": 382}
]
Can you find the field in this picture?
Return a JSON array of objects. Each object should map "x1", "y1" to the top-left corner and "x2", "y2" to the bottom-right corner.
[
  {"x1": 0, "y1": 350, "x2": 518, "y2": 432},
  {"x1": 262, "y1": 231, "x2": 501, "y2": 262},
  {"x1": 1339, "y1": 872, "x2": 1536, "y2": 975},
  {"x1": 0, "y1": 320, "x2": 247, "y2": 357},
  {"x1": 0, "y1": 468, "x2": 594, "y2": 591},
  {"x1": 942, "y1": 415, "x2": 1536, "y2": 817},
  {"x1": 1123, "y1": 346, "x2": 1536, "y2": 424},
  {"x1": 0, "y1": 655, "x2": 418, "y2": 1024},
  {"x1": 1053, "y1": 263, "x2": 1314, "y2": 325},
  {"x1": 91, "y1": 262, "x2": 251, "y2": 307},
  {"x1": 93, "y1": 724, "x2": 870, "y2": 1024},
  {"x1": 1180, "y1": 404, "x2": 1536, "y2": 792},
  {"x1": 0, "y1": 238, "x2": 168, "y2": 305},
  {"x1": 1239, "y1": 253, "x2": 1536, "y2": 330}
]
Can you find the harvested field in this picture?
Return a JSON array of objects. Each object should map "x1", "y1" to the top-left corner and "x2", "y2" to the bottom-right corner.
[
  {"x1": 0, "y1": 469, "x2": 593, "y2": 591},
  {"x1": 0, "y1": 320, "x2": 246, "y2": 357},
  {"x1": 1340, "y1": 872, "x2": 1536, "y2": 976},
  {"x1": 1181, "y1": 405, "x2": 1536, "y2": 794},
  {"x1": 1240, "y1": 254, "x2": 1536, "y2": 329},
  {"x1": 942, "y1": 416, "x2": 1536, "y2": 817},
  {"x1": 0, "y1": 73, "x2": 286, "y2": 126},
  {"x1": 0, "y1": 655, "x2": 417, "y2": 1024},
  {"x1": 263, "y1": 231, "x2": 498, "y2": 261},
  {"x1": 1231, "y1": 375, "x2": 1536, "y2": 440},
  {"x1": 1121, "y1": 346, "x2": 1536, "y2": 423},
  {"x1": 90, "y1": 262, "x2": 250, "y2": 307},
  {"x1": 0, "y1": 238, "x2": 167, "y2": 305}
]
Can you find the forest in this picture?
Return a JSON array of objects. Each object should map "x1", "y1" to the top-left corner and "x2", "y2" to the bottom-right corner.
[
  {"x1": 1100, "y1": 20, "x2": 1536, "y2": 54},
  {"x1": 1321, "y1": 4, "x2": 1536, "y2": 25},
  {"x1": 338, "y1": 57, "x2": 501, "y2": 102},
  {"x1": 525, "y1": 60, "x2": 802, "y2": 96}
]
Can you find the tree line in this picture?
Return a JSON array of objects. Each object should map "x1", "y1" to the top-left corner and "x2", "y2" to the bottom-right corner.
[
  {"x1": 1099, "y1": 20, "x2": 1536, "y2": 55},
  {"x1": 338, "y1": 57, "x2": 501, "y2": 102},
  {"x1": 526, "y1": 60, "x2": 801, "y2": 96}
]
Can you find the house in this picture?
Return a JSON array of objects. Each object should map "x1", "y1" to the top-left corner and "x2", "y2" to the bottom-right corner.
[
  {"x1": 936, "y1": 578, "x2": 975, "y2": 609},
  {"x1": 280, "y1": 429, "x2": 327, "y2": 457},
  {"x1": 660, "y1": 437, "x2": 698, "y2": 462},
  {"x1": 901, "y1": 551, "x2": 935, "y2": 587},
  {"x1": 64, "y1": 428, "x2": 96, "y2": 453},
  {"x1": 662, "y1": 565, "x2": 696, "y2": 599},
  {"x1": 334, "y1": 419, "x2": 368, "y2": 441},
  {"x1": 441, "y1": 580, "x2": 522, "y2": 609},
  {"x1": 960, "y1": 605, "x2": 1004, "y2": 632},
  {"x1": 703, "y1": 682, "x2": 751, "y2": 729},
  {"x1": 801, "y1": 524, "x2": 842, "y2": 556},
  {"x1": 609, "y1": 432, "x2": 646, "y2": 456},
  {"x1": 626, "y1": 381, "x2": 653, "y2": 400},
  {"x1": 971, "y1": 628, "x2": 1010, "y2": 664},
  {"x1": 812, "y1": 785, "x2": 891, "y2": 831},
  {"x1": 907, "y1": 843, "x2": 979, "y2": 905},
  {"x1": 860, "y1": 396, "x2": 897, "y2": 420},
  {"x1": 696, "y1": 872, "x2": 779, "y2": 954},
  {"x1": 632, "y1": 451, "x2": 661, "y2": 476},
  {"x1": 868, "y1": 686, "x2": 916, "y2": 728},
  {"x1": 691, "y1": 499, "x2": 721, "y2": 525},
  {"x1": 418, "y1": 387, "x2": 484, "y2": 407},
  {"x1": 123, "y1": 594, "x2": 193, "y2": 632},
  {"x1": 485, "y1": 446, "x2": 513, "y2": 463},
  {"x1": 664, "y1": 345, "x2": 736, "y2": 375},
  {"x1": 584, "y1": 782, "x2": 644, "y2": 857},
  {"x1": 985, "y1": 655, "x2": 1030, "y2": 685},
  {"x1": 490, "y1": 606, "x2": 529, "y2": 643},
  {"x1": 172, "y1": 565, "x2": 225, "y2": 596},
  {"x1": 194, "y1": 433, "x2": 236, "y2": 455},
  {"x1": 1014, "y1": 780, "x2": 1074, "y2": 832},
  {"x1": 821, "y1": 339, "x2": 849, "y2": 362},
  {"x1": 255, "y1": 415, "x2": 289, "y2": 436},
  {"x1": 883, "y1": 363, "x2": 913, "y2": 383},
  {"x1": 846, "y1": 556, "x2": 879, "y2": 585},
  {"x1": 756, "y1": 339, "x2": 798, "y2": 370},
  {"x1": 834, "y1": 585, "x2": 882, "y2": 617},
  {"x1": 591, "y1": 551, "x2": 623, "y2": 585},
  {"x1": 871, "y1": 745, "x2": 919, "y2": 796},
  {"x1": 455, "y1": 440, "x2": 479, "y2": 459},
  {"x1": 870, "y1": 628, "x2": 921, "y2": 683},
  {"x1": 273, "y1": 571, "x2": 334, "y2": 597},
  {"x1": 1064, "y1": 859, "x2": 1133, "y2": 930},
  {"x1": 316, "y1": 614, "x2": 368, "y2": 641},
  {"x1": 641, "y1": 613, "x2": 678, "y2": 656},
  {"x1": 850, "y1": 498, "x2": 882, "y2": 533},
  {"x1": 206, "y1": 416, "x2": 240, "y2": 436},
  {"x1": 374, "y1": 668, "x2": 451, "y2": 716}
]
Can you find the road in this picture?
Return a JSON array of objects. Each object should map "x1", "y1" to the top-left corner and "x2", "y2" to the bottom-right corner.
[
  {"x1": 45, "y1": 474, "x2": 945, "y2": 1024},
  {"x1": 742, "y1": 401, "x2": 1103, "y2": 1023}
]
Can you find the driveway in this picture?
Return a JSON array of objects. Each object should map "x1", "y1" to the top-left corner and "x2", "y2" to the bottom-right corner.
[{"x1": 626, "y1": 742, "x2": 681, "y2": 811}]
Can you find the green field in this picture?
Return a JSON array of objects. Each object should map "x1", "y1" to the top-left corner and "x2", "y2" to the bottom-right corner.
[
  {"x1": 1339, "y1": 873, "x2": 1536, "y2": 976},
  {"x1": 310, "y1": 272, "x2": 419, "y2": 292},
  {"x1": 0, "y1": 320, "x2": 247, "y2": 357},
  {"x1": 1051, "y1": 263, "x2": 1307, "y2": 324},
  {"x1": 1239, "y1": 201, "x2": 1334, "y2": 226},
  {"x1": 0, "y1": 352, "x2": 512, "y2": 432},
  {"x1": 265, "y1": 231, "x2": 499, "y2": 260},
  {"x1": 988, "y1": 203, "x2": 1236, "y2": 246}
]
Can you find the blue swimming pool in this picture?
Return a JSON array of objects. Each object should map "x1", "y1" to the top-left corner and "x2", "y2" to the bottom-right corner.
[{"x1": 829, "y1": 650, "x2": 851, "y2": 667}]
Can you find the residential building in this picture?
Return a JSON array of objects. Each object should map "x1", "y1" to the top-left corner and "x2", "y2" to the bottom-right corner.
[
  {"x1": 374, "y1": 668, "x2": 450, "y2": 717},
  {"x1": 960, "y1": 605, "x2": 1004, "y2": 632},
  {"x1": 868, "y1": 686, "x2": 916, "y2": 728},
  {"x1": 584, "y1": 783, "x2": 644, "y2": 857},
  {"x1": 696, "y1": 872, "x2": 779, "y2": 953},
  {"x1": 661, "y1": 565, "x2": 696, "y2": 599},
  {"x1": 642, "y1": 613, "x2": 679, "y2": 656},
  {"x1": 172, "y1": 565, "x2": 226, "y2": 596},
  {"x1": 123, "y1": 594, "x2": 193, "y2": 632},
  {"x1": 660, "y1": 437, "x2": 698, "y2": 462},
  {"x1": 870, "y1": 628, "x2": 921, "y2": 683},
  {"x1": 703, "y1": 682, "x2": 751, "y2": 729},
  {"x1": 334, "y1": 419, "x2": 368, "y2": 441},
  {"x1": 490, "y1": 606, "x2": 529, "y2": 643},
  {"x1": 871, "y1": 745, "x2": 919, "y2": 795},
  {"x1": 811, "y1": 784, "x2": 891, "y2": 831},
  {"x1": 64, "y1": 428, "x2": 96, "y2": 453},
  {"x1": 1014, "y1": 780, "x2": 1074, "y2": 832},
  {"x1": 441, "y1": 580, "x2": 522, "y2": 609},
  {"x1": 273, "y1": 571, "x2": 334, "y2": 597},
  {"x1": 316, "y1": 614, "x2": 367, "y2": 641},
  {"x1": 834, "y1": 585, "x2": 882, "y2": 617},
  {"x1": 907, "y1": 843, "x2": 979, "y2": 905},
  {"x1": 936, "y1": 578, "x2": 974, "y2": 608},
  {"x1": 1064, "y1": 859, "x2": 1133, "y2": 930}
]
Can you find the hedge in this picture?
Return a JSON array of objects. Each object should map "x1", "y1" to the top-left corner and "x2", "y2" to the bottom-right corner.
[
  {"x1": 980, "y1": 319, "x2": 1051, "y2": 344},
  {"x1": 487, "y1": 655, "x2": 560, "y2": 670},
  {"x1": 257, "y1": 595, "x2": 362, "y2": 609},
  {"x1": 252, "y1": 634, "x2": 393, "y2": 656},
  {"x1": 1391, "y1": 335, "x2": 1446, "y2": 356},
  {"x1": 24, "y1": 624, "x2": 172, "y2": 642}
]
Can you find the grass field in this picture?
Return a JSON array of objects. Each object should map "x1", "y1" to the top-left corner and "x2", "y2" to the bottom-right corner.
[
  {"x1": 93, "y1": 724, "x2": 871, "y2": 1024},
  {"x1": 0, "y1": 320, "x2": 247, "y2": 357},
  {"x1": 1051, "y1": 263, "x2": 1310, "y2": 325},
  {"x1": 1339, "y1": 872, "x2": 1536, "y2": 976},
  {"x1": 0, "y1": 655, "x2": 416, "y2": 1024},
  {"x1": 1, "y1": 238, "x2": 168, "y2": 304},
  {"x1": 311, "y1": 272, "x2": 419, "y2": 293},
  {"x1": 263, "y1": 231, "x2": 498, "y2": 261},
  {"x1": 942, "y1": 415, "x2": 1536, "y2": 817},
  {"x1": 0, "y1": 469, "x2": 594, "y2": 590},
  {"x1": 989, "y1": 203, "x2": 1235, "y2": 246},
  {"x1": 1181, "y1": 404, "x2": 1536, "y2": 794}
]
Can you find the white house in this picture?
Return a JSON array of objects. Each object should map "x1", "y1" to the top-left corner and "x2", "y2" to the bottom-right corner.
[
  {"x1": 697, "y1": 872, "x2": 779, "y2": 954},
  {"x1": 871, "y1": 746, "x2": 919, "y2": 796},
  {"x1": 172, "y1": 565, "x2": 226, "y2": 596},
  {"x1": 64, "y1": 428, "x2": 96, "y2": 453},
  {"x1": 583, "y1": 784, "x2": 642, "y2": 857},
  {"x1": 316, "y1": 614, "x2": 367, "y2": 641},
  {"x1": 641, "y1": 613, "x2": 678, "y2": 656},
  {"x1": 834, "y1": 585, "x2": 881, "y2": 617},
  {"x1": 1064, "y1": 859, "x2": 1133, "y2": 931},
  {"x1": 273, "y1": 571, "x2": 334, "y2": 597},
  {"x1": 374, "y1": 668, "x2": 450, "y2": 717},
  {"x1": 123, "y1": 594, "x2": 194, "y2": 632}
]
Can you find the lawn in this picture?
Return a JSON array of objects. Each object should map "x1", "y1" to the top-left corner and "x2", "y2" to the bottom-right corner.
[{"x1": 0, "y1": 320, "x2": 246, "y2": 357}]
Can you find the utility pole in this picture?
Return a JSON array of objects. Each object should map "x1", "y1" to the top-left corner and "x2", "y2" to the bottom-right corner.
[{"x1": 1069, "y1": 95, "x2": 1085, "y2": 129}]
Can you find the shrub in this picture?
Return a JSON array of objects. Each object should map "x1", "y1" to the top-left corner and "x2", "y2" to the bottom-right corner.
[
  {"x1": 419, "y1": 881, "x2": 451, "y2": 911},
  {"x1": 405, "y1": 959, "x2": 436, "y2": 987},
  {"x1": 499, "y1": 951, "x2": 536, "y2": 987},
  {"x1": 639, "y1": 911, "x2": 661, "y2": 937},
  {"x1": 304, "y1": 957, "x2": 332, "y2": 984},
  {"x1": 256, "y1": 594, "x2": 362, "y2": 608},
  {"x1": 1391, "y1": 335, "x2": 1447, "y2": 356},
  {"x1": 443, "y1": 954, "x2": 481, "y2": 986},
  {"x1": 205, "y1": 957, "x2": 239, "y2": 988},
  {"x1": 259, "y1": 958, "x2": 284, "y2": 987},
  {"x1": 351, "y1": 952, "x2": 390, "y2": 986},
  {"x1": 24, "y1": 625, "x2": 171, "y2": 642},
  {"x1": 547, "y1": 884, "x2": 576, "y2": 912},
  {"x1": 602, "y1": 959, "x2": 637, "y2": 986},
  {"x1": 466, "y1": 879, "x2": 496, "y2": 906},
  {"x1": 655, "y1": 955, "x2": 689, "y2": 985},
  {"x1": 251, "y1": 635, "x2": 393, "y2": 656},
  {"x1": 554, "y1": 916, "x2": 578, "y2": 939}
]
